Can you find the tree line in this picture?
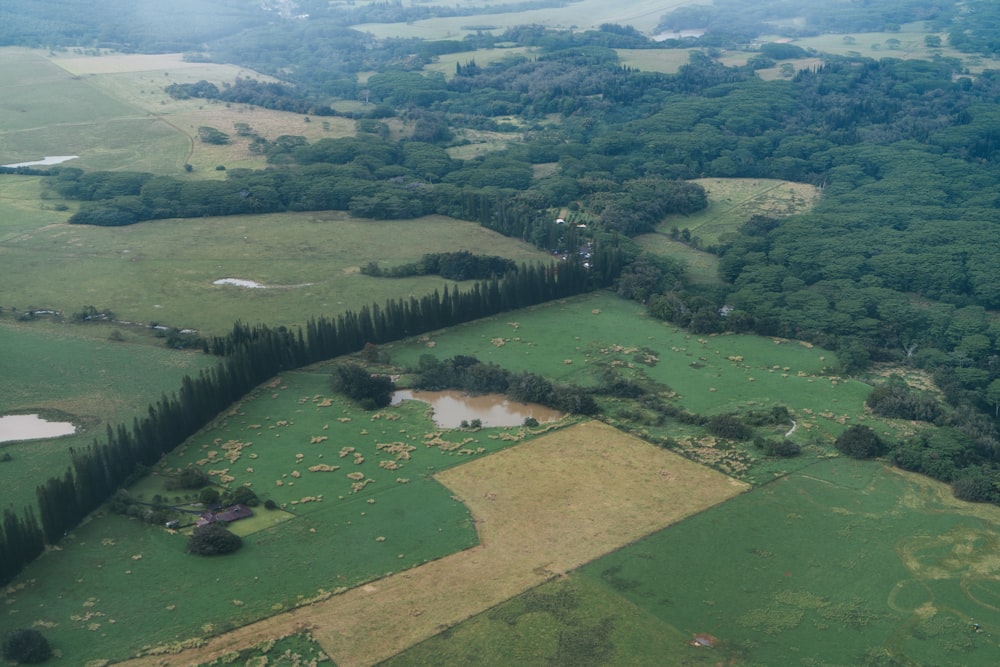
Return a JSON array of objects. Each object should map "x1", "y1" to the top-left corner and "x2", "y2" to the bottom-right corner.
[{"x1": 0, "y1": 257, "x2": 610, "y2": 586}]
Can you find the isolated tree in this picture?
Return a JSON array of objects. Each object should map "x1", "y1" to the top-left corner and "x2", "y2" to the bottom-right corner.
[
  {"x1": 986, "y1": 379, "x2": 1000, "y2": 417},
  {"x1": 199, "y1": 486, "x2": 220, "y2": 506},
  {"x1": 2, "y1": 628, "x2": 52, "y2": 664},
  {"x1": 230, "y1": 486, "x2": 259, "y2": 507},
  {"x1": 187, "y1": 523, "x2": 242, "y2": 556},
  {"x1": 834, "y1": 425, "x2": 887, "y2": 459}
]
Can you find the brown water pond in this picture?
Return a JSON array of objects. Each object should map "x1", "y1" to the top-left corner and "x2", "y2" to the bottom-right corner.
[
  {"x1": 391, "y1": 390, "x2": 564, "y2": 429},
  {"x1": 0, "y1": 414, "x2": 76, "y2": 443}
]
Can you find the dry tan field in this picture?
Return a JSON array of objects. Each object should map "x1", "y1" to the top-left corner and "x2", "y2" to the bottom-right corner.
[{"x1": 115, "y1": 420, "x2": 747, "y2": 666}]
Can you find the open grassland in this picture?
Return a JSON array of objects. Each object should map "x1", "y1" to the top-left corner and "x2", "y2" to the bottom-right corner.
[
  {"x1": 381, "y1": 574, "x2": 725, "y2": 666},
  {"x1": 576, "y1": 459, "x2": 1000, "y2": 665},
  {"x1": 109, "y1": 420, "x2": 745, "y2": 667},
  {"x1": 635, "y1": 233, "x2": 721, "y2": 285},
  {"x1": 617, "y1": 48, "x2": 698, "y2": 74},
  {"x1": 385, "y1": 458, "x2": 1000, "y2": 665},
  {"x1": 0, "y1": 211, "x2": 552, "y2": 335},
  {"x1": 787, "y1": 21, "x2": 1000, "y2": 73},
  {"x1": 0, "y1": 49, "x2": 189, "y2": 172},
  {"x1": 1, "y1": 48, "x2": 349, "y2": 174},
  {"x1": 422, "y1": 46, "x2": 534, "y2": 80},
  {"x1": 353, "y1": 0, "x2": 698, "y2": 39},
  {"x1": 386, "y1": 291, "x2": 910, "y2": 482},
  {"x1": 659, "y1": 177, "x2": 821, "y2": 247},
  {"x1": 389, "y1": 291, "x2": 868, "y2": 425},
  {"x1": 3, "y1": 368, "x2": 522, "y2": 664},
  {"x1": 0, "y1": 322, "x2": 216, "y2": 515}
]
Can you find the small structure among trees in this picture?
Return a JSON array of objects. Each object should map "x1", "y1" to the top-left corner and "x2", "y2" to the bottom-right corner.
[{"x1": 195, "y1": 503, "x2": 253, "y2": 528}]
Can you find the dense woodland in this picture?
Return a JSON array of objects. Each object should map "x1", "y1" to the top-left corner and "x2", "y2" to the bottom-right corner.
[{"x1": 8, "y1": 0, "x2": 1000, "y2": 584}]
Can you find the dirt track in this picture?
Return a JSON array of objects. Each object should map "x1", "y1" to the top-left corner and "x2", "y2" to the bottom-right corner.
[{"x1": 115, "y1": 421, "x2": 747, "y2": 666}]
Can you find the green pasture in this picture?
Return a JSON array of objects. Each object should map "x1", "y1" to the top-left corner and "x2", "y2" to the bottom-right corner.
[
  {"x1": 657, "y1": 178, "x2": 820, "y2": 248},
  {"x1": 197, "y1": 632, "x2": 331, "y2": 666},
  {"x1": 388, "y1": 291, "x2": 866, "y2": 419},
  {"x1": 422, "y1": 47, "x2": 534, "y2": 81},
  {"x1": 1, "y1": 368, "x2": 565, "y2": 664},
  {"x1": 0, "y1": 177, "x2": 74, "y2": 239},
  {"x1": 352, "y1": 0, "x2": 676, "y2": 39},
  {"x1": 616, "y1": 48, "x2": 697, "y2": 74},
  {"x1": 0, "y1": 50, "x2": 189, "y2": 172},
  {"x1": 0, "y1": 210, "x2": 552, "y2": 336},
  {"x1": 381, "y1": 575, "x2": 721, "y2": 667},
  {"x1": 635, "y1": 232, "x2": 721, "y2": 285},
  {"x1": 0, "y1": 322, "x2": 215, "y2": 515},
  {"x1": 391, "y1": 458, "x2": 1000, "y2": 666},
  {"x1": 385, "y1": 291, "x2": 898, "y2": 483},
  {"x1": 575, "y1": 458, "x2": 1000, "y2": 666}
]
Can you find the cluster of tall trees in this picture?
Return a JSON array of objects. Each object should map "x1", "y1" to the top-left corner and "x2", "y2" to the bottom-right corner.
[
  {"x1": 412, "y1": 354, "x2": 598, "y2": 415},
  {"x1": 0, "y1": 258, "x2": 608, "y2": 586},
  {"x1": 361, "y1": 252, "x2": 517, "y2": 281}
]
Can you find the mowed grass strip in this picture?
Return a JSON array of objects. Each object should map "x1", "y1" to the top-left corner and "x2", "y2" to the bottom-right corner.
[{"x1": 115, "y1": 420, "x2": 747, "y2": 667}]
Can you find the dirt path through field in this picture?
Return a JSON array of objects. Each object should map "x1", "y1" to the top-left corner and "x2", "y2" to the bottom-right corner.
[{"x1": 116, "y1": 421, "x2": 747, "y2": 666}]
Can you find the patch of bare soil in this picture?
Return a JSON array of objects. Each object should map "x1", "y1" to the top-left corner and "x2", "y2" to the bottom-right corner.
[{"x1": 114, "y1": 421, "x2": 747, "y2": 667}]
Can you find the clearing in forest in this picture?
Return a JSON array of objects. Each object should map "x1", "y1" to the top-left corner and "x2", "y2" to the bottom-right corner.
[{"x1": 117, "y1": 420, "x2": 747, "y2": 667}]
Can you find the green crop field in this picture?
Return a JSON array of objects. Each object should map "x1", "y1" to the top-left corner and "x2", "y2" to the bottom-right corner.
[{"x1": 388, "y1": 459, "x2": 1000, "y2": 666}]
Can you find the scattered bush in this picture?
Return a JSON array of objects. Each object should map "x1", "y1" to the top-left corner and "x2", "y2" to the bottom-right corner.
[
  {"x1": 331, "y1": 362, "x2": 394, "y2": 409},
  {"x1": 199, "y1": 487, "x2": 220, "y2": 506},
  {"x1": 166, "y1": 465, "x2": 210, "y2": 490},
  {"x1": 754, "y1": 437, "x2": 801, "y2": 458},
  {"x1": 951, "y1": 472, "x2": 998, "y2": 503},
  {"x1": 2, "y1": 628, "x2": 52, "y2": 664},
  {"x1": 187, "y1": 523, "x2": 243, "y2": 556},
  {"x1": 230, "y1": 486, "x2": 259, "y2": 507},
  {"x1": 707, "y1": 414, "x2": 753, "y2": 441},
  {"x1": 834, "y1": 425, "x2": 887, "y2": 459}
]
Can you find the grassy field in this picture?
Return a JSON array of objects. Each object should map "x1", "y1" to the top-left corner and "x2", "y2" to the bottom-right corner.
[
  {"x1": 0, "y1": 210, "x2": 552, "y2": 336},
  {"x1": 384, "y1": 458, "x2": 1000, "y2": 665},
  {"x1": 0, "y1": 48, "x2": 353, "y2": 174},
  {"x1": 107, "y1": 420, "x2": 744, "y2": 666},
  {"x1": 0, "y1": 49, "x2": 189, "y2": 172},
  {"x1": 0, "y1": 322, "x2": 216, "y2": 514},
  {"x1": 352, "y1": 0, "x2": 698, "y2": 39},
  {"x1": 385, "y1": 290, "x2": 908, "y2": 484},
  {"x1": 616, "y1": 48, "x2": 698, "y2": 74},
  {"x1": 2, "y1": 368, "x2": 514, "y2": 664},
  {"x1": 658, "y1": 177, "x2": 820, "y2": 247}
]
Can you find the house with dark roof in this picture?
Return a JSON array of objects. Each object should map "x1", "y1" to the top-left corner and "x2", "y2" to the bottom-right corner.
[{"x1": 195, "y1": 504, "x2": 253, "y2": 527}]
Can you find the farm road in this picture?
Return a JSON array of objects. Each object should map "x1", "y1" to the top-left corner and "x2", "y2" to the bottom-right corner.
[{"x1": 116, "y1": 421, "x2": 747, "y2": 666}]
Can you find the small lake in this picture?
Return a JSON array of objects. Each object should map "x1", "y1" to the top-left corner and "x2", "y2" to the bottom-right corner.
[
  {"x1": 391, "y1": 390, "x2": 563, "y2": 429},
  {"x1": 0, "y1": 414, "x2": 76, "y2": 443}
]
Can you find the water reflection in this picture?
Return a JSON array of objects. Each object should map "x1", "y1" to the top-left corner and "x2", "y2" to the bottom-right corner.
[
  {"x1": 391, "y1": 390, "x2": 563, "y2": 429},
  {"x1": 0, "y1": 414, "x2": 76, "y2": 443}
]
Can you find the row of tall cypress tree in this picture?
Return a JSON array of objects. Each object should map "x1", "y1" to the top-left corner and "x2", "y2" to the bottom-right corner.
[{"x1": 1, "y1": 253, "x2": 620, "y2": 585}]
